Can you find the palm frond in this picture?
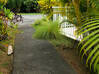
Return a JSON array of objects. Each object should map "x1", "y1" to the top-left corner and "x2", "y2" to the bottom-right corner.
[{"x1": 78, "y1": 17, "x2": 99, "y2": 73}]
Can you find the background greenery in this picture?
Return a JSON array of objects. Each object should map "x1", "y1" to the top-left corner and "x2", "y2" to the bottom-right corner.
[{"x1": 6, "y1": 0, "x2": 40, "y2": 13}]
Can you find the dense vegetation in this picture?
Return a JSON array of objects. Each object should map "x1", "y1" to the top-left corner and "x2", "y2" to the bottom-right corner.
[
  {"x1": 60, "y1": 0, "x2": 99, "y2": 74},
  {"x1": 0, "y1": 1, "x2": 18, "y2": 73},
  {"x1": 6, "y1": 0, "x2": 40, "y2": 13}
]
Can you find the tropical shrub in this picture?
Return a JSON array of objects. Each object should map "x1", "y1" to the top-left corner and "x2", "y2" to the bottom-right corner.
[
  {"x1": 0, "y1": 0, "x2": 18, "y2": 55},
  {"x1": 38, "y1": 0, "x2": 59, "y2": 19},
  {"x1": 0, "y1": 0, "x2": 8, "y2": 9},
  {"x1": 33, "y1": 20, "x2": 61, "y2": 40},
  {"x1": 4, "y1": 7, "x2": 14, "y2": 19},
  {"x1": 0, "y1": 0, "x2": 15, "y2": 41}
]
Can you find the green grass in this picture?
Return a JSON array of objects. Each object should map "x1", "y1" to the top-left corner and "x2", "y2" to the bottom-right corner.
[
  {"x1": 50, "y1": 35, "x2": 76, "y2": 48},
  {"x1": 18, "y1": 13, "x2": 42, "y2": 15}
]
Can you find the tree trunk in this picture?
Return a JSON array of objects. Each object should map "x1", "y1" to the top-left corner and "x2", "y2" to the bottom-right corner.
[{"x1": 72, "y1": 0, "x2": 81, "y2": 26}]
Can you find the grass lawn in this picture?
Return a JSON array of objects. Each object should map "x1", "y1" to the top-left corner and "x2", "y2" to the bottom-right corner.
[{"x1": 18, "y1": 13, "x2": 42, "y2": 15}]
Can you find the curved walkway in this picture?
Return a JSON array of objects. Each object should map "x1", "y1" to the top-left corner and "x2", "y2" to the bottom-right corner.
[{"x1": 12, "y1": 15, "x2": 77, "y2": 74}]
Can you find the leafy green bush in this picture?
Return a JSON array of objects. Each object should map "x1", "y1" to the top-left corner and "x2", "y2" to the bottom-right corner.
[
  {"x1": 33, "y1": 18, "x2": 75, "y2": 48},
  {"x1": 33, "y1": 20, "x2": 61, "y2": 40},
  {"x1": 0, "y1": 0, "x2": 14, "y2": 41},
  {"x1": 4, "y1": 8, "x2": 14, "y2": 19}
]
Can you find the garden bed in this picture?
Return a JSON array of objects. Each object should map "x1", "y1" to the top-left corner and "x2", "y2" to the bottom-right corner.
[{"x1": 0, "y1": 25, "x2": 18, "y2": 74}]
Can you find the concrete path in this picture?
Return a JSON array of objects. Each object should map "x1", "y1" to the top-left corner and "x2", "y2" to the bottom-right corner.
[{"x1": 12, "y1": 15, "x2": 77, "y2": 74}]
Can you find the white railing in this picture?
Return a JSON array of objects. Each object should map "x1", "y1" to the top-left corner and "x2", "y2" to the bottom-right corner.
[{"x1": 53, "y1": 6, "x2": 82, "y2": 41}]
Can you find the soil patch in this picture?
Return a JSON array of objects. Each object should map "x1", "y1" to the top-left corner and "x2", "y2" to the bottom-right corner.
[
  {"x1": 50, "y1": 37, "x2": 91, "y2": 74},
  {"x1": 0, "y1": 50, "x2": 13, "y2": 74},
  {"x1": 55, "y1": 44, "x2": 90, "y2": 74}
]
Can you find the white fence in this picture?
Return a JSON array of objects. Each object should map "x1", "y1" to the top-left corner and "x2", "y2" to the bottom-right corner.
[{"x1": 52, "y1": 6, "x2": 82, "y2": 41}]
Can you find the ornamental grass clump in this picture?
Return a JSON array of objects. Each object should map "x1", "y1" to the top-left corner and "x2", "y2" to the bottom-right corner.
[{"x1": 33, "y1": 20, "x2": 61, "y2": 40}]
